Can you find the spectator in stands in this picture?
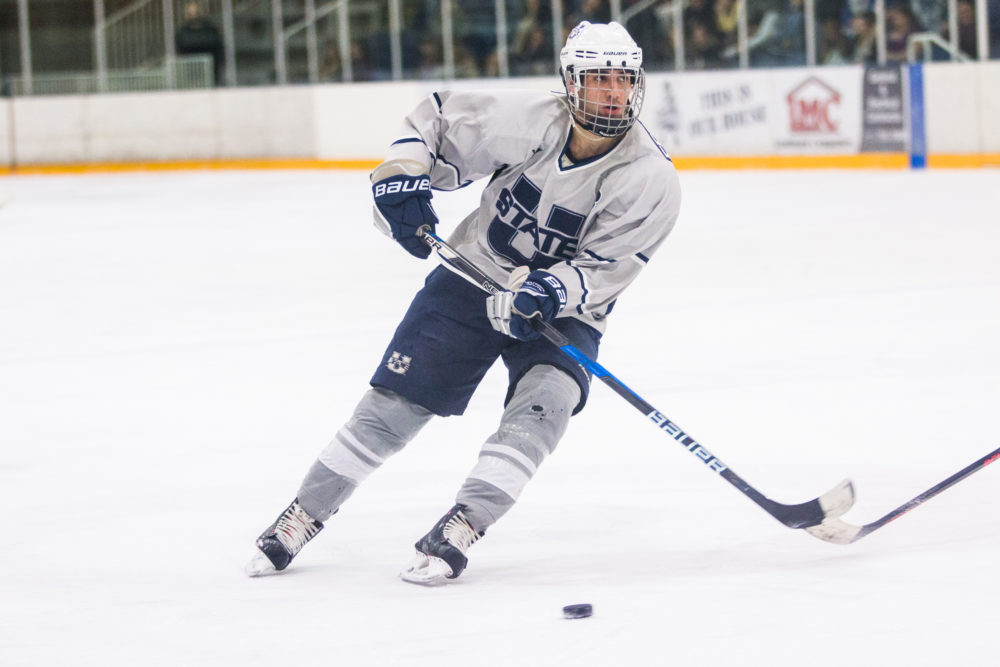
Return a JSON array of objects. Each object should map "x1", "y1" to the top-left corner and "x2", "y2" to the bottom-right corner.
[
  {"x1": 687, "y1": 17, "x2": 725, "y2": 69},
  {"x1": 683, "y1": 0, "x2": 725, "y2": 68},
  {"x1": 813, "y1": 0, "x2": 848, "y2": 39},
  {"x1": 411, "y1": 35, "x2": 478, "y2": 79},
  {"x1": 684, "y1": 0, "x2": 720, "y2": 38},
  {"x1": 953, "y1": 0, "x2": 978, "y2": 57},
  {"x1": 622, "y1": 1, "x2": 672, "y2": 70},
  {"x1": 819, "y1": 17, "x2": 852, "y2": 63},
  {"x1": 714, "y1": 0, "x2": 740, "y2": 50},
  {"x1": 885, "y1": 3, "x2": 920, "y2": 61},
  {"x1": 453, "y1": 0, "x2": 498, "y2": 76},
  {"x1": 175, "y1": 1, "x2": 224, "y2": 85},
  {"x1": 850, "y1": 11, "x2": 878, "y2": 63},
  {"x1": 910, "y1": 0, "x2": 946, "y2": 32},
  {"x1": 347, "y1": 39, "x2": 374, "y2": 82},
  {"x1": 512, "y1": 0, "x2": 552, "y2": 48},
  {"x1": 319, "y1": 42, "x2": 376, "y2": 82},
  {"x1": 418, "y1": 37, "x2": 446, "y2": 80},
  {"x1": 512, "y1": 25, "x2": 555, "y2": 75},
  {"x1": 746, "y1": 0, "x2": 806, "y2": 67},
  {"x1": 511, "y1": 0, "x2": 554, "y2": 76},
  {"x1": 454, "y1": 42, "x2": 485, "y2": 78},
  {"x1": 319, "y1": 43, "x2": 341, "y2": 81}
]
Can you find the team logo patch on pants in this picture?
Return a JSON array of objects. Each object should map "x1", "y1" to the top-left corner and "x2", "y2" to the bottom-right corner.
[{"x1": 386, "y1": 351, "x2": 412, "y2": 375}]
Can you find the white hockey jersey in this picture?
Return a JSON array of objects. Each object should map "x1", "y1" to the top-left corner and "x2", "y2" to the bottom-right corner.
[{"x1": 380, "y1": 88, "x2": 681, "y2": 333}]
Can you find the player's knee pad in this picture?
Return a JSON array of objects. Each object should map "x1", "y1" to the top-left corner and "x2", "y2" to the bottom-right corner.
[
  {"x1": 317, "y1": 387, "x2": 434, "y2": 483},
  {"x1": 499, "y1": 365, "x2": 580, "y2": 462},
  {"x1": 464, "y1": 366, "x2": 579, "y2": 506},
  {"x1": 351, "y1": 387, "x2": 435, "y2": 456}
]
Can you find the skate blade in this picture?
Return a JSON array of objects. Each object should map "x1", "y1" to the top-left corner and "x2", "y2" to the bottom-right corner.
[
  {"x1": 398, "y1": 552, "x2": 453, "y2": 586},
  {"x1": 245, "y1": 549, "x2": 279, "y2": 577}
]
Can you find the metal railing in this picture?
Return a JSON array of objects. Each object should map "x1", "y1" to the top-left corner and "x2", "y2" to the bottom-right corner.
[
  {"x1": 6, "y1": 55, "x2": 214, "y2": 96},
  {"x1": 907, "y1": 32, "x2": 973, "y2": 63},
  {"x1": 104, "y1": 0, "x2": 167, "y2": 71}
]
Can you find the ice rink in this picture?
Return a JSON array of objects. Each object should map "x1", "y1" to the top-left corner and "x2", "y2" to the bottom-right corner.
[{"x1": 1, "y1": 168, "x2": 998, "y2": 666}]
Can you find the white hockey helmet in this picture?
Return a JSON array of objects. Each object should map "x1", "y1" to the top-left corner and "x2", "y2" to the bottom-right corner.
[{"x1": 559, "y1": 21, "x2": 645, "y2": 138}]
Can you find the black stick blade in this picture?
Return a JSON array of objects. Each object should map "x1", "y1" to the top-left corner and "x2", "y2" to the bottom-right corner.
[{"x1": 769, "y1": 478, "x2": 855, "y2": 529}]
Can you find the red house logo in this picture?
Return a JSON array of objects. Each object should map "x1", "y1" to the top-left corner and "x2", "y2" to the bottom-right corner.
[{"x1": 787, "y1": 77, "x2": 841, "y2": 133}]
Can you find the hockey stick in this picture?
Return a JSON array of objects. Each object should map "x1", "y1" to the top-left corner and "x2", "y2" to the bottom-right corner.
[
  {"x1": 419, "y1": 229, "x2": 854, "y2": 530},
  {"x1": 804, "y1": 445, "x2": 1000, "y2": 544}
]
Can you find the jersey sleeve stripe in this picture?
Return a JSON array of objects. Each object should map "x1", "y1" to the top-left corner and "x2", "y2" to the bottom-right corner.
[
  {"x1": 434, "y1": 152, "x2": 472, "y2": 190},
  {"x1": 583, "y1": 249, "x2": 616, "y2": 263},
  {"x1": 568, "y1": 261, "x2": 590, "y2": 315},
  {"x1": 637, "y1": 120, "x2": 672, "y2": 162}
]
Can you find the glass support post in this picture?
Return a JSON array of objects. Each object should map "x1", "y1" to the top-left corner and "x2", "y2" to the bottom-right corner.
[
  {"x1": 339, "y1": 0, "x2": 352, "y2": 82},
  {"x1": 495, "y1": 0, "x2": 510, "y2": 77},
  {"x1": 272, "y1": 0, "x2": 287, "y2": 84},
  {"x1": 442, "y1": 0, "x2": 455, "y2": 79},
  {"x1": 673, "y1": 0, "x2": 684, "y2": 70},
  {"x1": 94, "y1": 0, "x2": 108, "y2": 92},
  {"x1": 551, "y1": 0, "x2": 564, "y2": 74},
  {"x1": 18, "y1": 0, "x2": 33, "y2": 95},
  {"x1": 875, "y1": 0, "x2": 887, "y2": 64},
  {"x1": 737, "y1": 0, "x2": 749, "y2": 69},
  {"x1": 222, "y1": 0, "x2": 237, "y2": 86},
  {"x1": 163, "y1": 0, "x2": 176, "y2": 89},
  {"x1": 805, "y1": 0, "x2": 816, "y2": 66}
]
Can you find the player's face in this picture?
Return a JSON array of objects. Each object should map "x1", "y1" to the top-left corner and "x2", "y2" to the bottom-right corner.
[{"x1": 577, "y1": 69, "x2": 634, "y2": 120}]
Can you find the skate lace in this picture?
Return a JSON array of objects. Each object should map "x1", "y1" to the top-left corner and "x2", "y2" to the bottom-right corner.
[
  {"x1": 275, "y1": 504, "x2": 320, "y2": 555},
  {"x1": 442, "y1": 512, "x2": 481, "y2": 555}
]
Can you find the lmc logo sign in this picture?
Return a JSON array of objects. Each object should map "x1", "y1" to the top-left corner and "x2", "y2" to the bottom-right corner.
[{"x1": 787, "y1": 76, "x2": 841, "y2": 133}]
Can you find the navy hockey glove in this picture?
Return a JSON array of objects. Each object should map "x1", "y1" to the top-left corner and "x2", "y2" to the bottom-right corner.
[
  {"x1": 487, "y1": 270, "x2": 567, "y2": 341},
  {"x1": 372, "y1": 174, "x2": 437, "y2": 259}
]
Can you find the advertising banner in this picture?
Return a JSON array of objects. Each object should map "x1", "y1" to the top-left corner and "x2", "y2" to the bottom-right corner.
[
  {"x1": 770, "y1": 66, "x2": 864, "y2": 154},
  {"x1": 642, "y1": 70, "x2": 774, "y2": 155},
  {"x1": 644, "y1": 66, "x2": 866, "y2": 156},
  {"x1": 860, "y1": 65, "x2": 907, "y2": 152}
]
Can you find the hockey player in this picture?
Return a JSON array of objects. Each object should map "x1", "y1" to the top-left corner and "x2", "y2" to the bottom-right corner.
[{"x1": 247, "y1": 21, "x2": 681, "y2": 584}]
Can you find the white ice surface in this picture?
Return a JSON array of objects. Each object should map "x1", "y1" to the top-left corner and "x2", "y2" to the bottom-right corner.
[{"x1": 1, "y1": 169, "x2": 998, "y2": 666}]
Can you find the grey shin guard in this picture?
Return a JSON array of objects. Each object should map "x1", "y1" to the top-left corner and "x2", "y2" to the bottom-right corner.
[
  {"x1": 458, "y1": 365, "x2": 581, "y2": 530},
  {"x1": 297, "y1": 387, "x2": 434, "y2": 521}
]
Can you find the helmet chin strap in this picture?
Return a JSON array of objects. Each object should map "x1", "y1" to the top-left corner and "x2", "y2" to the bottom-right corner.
[
  {"x1": 571, "y1": 117, "x2": 614, "y2": 143},
  {"x1": 558, "y1": 94, "x2": 607, "y2": 143},
  {"x1": 563, "y1": 77, "x2": 605, "y2": 140}
]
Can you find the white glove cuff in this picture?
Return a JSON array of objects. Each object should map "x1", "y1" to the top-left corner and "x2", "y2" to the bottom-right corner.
[{"x1": 486, "y1": 290, "x2": 516, "y2": 337}]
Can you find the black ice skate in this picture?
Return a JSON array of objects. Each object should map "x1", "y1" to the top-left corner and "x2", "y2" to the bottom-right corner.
[
  {"x1": 245, "y1": 498, "x2": 324, "y2": 577},
  {"x1": 399, "y1": 504, "x2": 484, "y2": 585}
]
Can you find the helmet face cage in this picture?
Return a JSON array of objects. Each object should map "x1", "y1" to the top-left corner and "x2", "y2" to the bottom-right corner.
[
  {"x1": 563, "y1": 65, "x2": 645, "y2": 138},
  {"x1": 559, "y1": 22, "x2": 645, "y2": 139}
]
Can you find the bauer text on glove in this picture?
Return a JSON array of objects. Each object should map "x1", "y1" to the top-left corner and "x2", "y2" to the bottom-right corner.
[{"x1": 372, "y1": 174, "x2": 437, "y2": 259}]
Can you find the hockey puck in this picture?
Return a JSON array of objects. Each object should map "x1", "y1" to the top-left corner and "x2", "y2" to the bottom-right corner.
[{"x1": 562, "y1": 603, "x2": 593, "y2": 619}]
